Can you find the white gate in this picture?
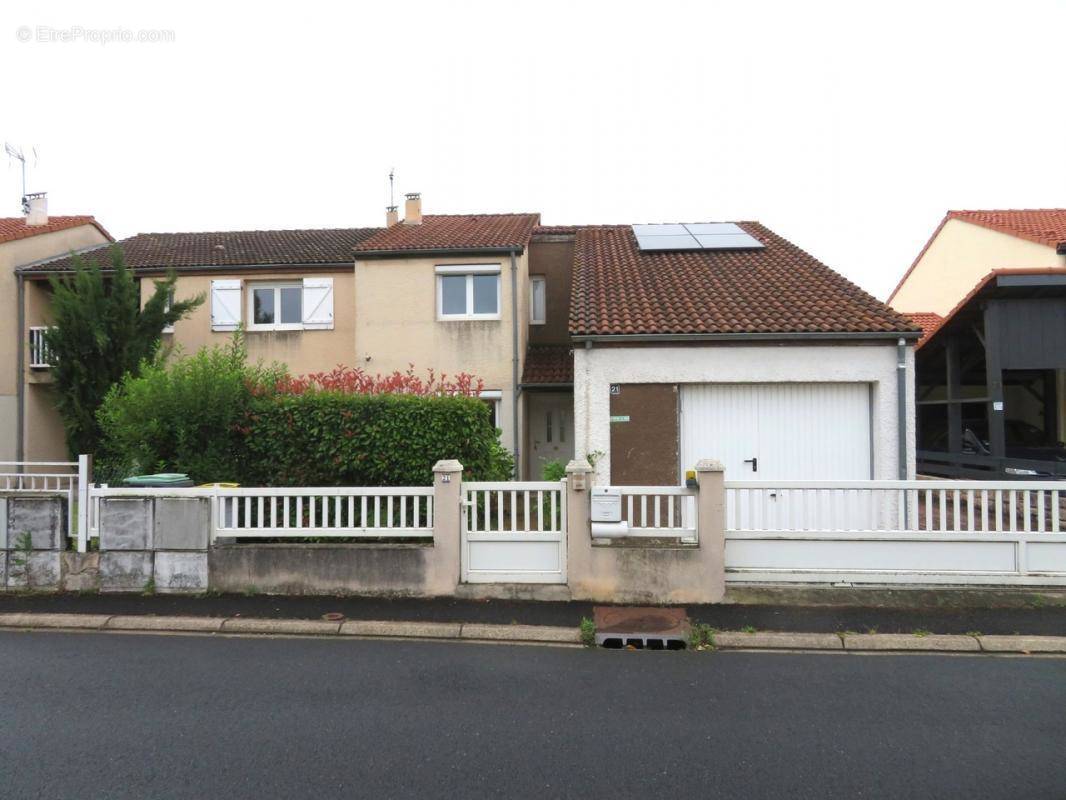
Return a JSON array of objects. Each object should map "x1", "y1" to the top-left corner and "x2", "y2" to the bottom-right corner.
[{"x1": 461, "y1": 481, "x2": 567, "y2": 584}]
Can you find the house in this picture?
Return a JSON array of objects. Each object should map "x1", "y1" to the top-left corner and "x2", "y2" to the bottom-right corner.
[
  {"x1": 18, "y1": 194, "x2": 919, "y2": 481},
  {"x1": 1, "y1": 195, "x2": 112, "y2": 462},
  {"x1": 889, "y1": 210, "x2": 1066, "y2": 477}
]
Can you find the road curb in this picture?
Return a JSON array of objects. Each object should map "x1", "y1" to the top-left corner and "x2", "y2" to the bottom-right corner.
[{"x1": 1, "y1": 613, "x2": 1065, "y2": 653}]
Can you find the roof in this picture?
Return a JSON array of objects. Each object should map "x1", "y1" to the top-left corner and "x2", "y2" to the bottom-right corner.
[
  {"x1": 947, "y1": 209, "x2": 1066, "y2": 250},
  {"x1": 902, "y1": 312, "x2": 943, "y2": 345},
  {"x1": 916, "y1": 268, "x2": 1066, "y2": 351},
  {"x1": 0, "y1": 215, "x2": 112, "y2": 245},
  {"x1": 353, "y1": 214, "x2": 540, "y2": 255},
  {"x1": 22, "y1": 227, "x2": 382, "y2": 273},
  {"x1": 569, "y1": 222, "x2": 919, "y2": 338},
  {"x1": 888, "y1": 209, "x2": 1066, "y2": 303},
  {"x1": 521, "y1": 345, "x2": 573, "y2": 385}
]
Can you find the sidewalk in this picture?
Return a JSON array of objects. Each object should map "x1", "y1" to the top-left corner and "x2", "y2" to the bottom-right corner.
[{"x1": 1, "y1": 591, "x2": 1065, "y2": 636}]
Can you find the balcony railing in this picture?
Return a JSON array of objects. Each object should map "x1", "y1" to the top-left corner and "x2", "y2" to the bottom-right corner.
[{"x1": 28, "y1": 326, "x2": 52, "y2": 368}]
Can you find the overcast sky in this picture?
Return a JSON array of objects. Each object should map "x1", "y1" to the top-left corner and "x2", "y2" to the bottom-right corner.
[{"x1": 3, "y1": 0, "x2": 1064, "y2": 299}]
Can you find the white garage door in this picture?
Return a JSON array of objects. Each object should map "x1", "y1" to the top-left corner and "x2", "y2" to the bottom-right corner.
[{"x1": 680, "y1": 383, "x2": 871, "y2": 480}]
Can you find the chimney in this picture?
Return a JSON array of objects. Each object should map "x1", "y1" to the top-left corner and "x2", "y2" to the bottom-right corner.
[
  {"x1": 403, "y1": 192, "x2": 422, "y2": 225},
  {"x1": 24, "y1": 192, "x2": 48, "y2": 226},
  {"x1": 386, "y1": 205, "x2": 399, "y2": 227}
]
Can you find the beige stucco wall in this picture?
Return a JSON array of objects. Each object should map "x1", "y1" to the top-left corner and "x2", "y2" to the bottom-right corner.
[
  {"x1": 0, "y1": 223, "x2": 109, "y2": 462},
  {"x1": 891, "y1": 218, "x2": 1066, "y2": 315},
  {"x1": 139, "y1": 269, "x2": 358, "y2": 373},
  {"x1": 354, "y1": 252, "x2": 530, "y2": 460}
]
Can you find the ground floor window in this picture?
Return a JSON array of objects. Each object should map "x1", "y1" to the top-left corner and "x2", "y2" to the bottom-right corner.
[{"x1": 480, "y1": 390, "x2": 502, "y2": 432}]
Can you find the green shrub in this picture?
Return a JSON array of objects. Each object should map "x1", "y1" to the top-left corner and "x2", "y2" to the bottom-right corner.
[
  {"x1": 96, "y1": 340, "x2": 513, "y2": 486},
  {"x1": 540, "y1": 459, "x2": 566, "y2": 482},
  {"x1": 96, "y1": 337, "x2": 271, "y2": 483},
  {"x1": 241, "y1": 392, "x2": 513, "y2": 486}
]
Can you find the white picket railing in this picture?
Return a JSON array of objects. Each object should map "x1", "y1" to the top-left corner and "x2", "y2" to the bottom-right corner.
[
  {"x1": 462, "y1": 481, "x2": 565, "y2": 534},
  {"x1": 87, "y1": 485, "x2": 435, "y2": 541},
  {"x1": 724, "y1": 479, "x2": 1066, "y2": 585},
  {"x1": 617, "y1": 486, "x2": 698, "y2": 542},
  {"x1": 28, "y1": 326, "x2": 52, "y2": 368},
  {"x1": 1, "y1": 458, "x2": 91, "y2": 552},
  {"x1": 724, "y1": 480, "x2": 1065, "y2": 534}
]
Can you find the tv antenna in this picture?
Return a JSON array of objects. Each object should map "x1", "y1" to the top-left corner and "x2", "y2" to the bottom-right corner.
[
  {"x1": 388, "y1": 167, "x2": 396, "y2": 208},
  {"x1": 5, "y1": 143, "x2": 38, "y2": 210}
]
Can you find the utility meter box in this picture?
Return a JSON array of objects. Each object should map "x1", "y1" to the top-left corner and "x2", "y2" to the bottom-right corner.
[{"x1": 591, "y1": 487, "x2": 622, "y2": 523}]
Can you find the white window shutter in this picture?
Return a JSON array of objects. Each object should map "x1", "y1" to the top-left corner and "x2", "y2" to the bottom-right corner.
[
  {"x1": 302, "y1": 277, "x2": 334, "y2": 330},
  {"x1": 211, "y1": 279, "x2": 241, "y2": 331}
]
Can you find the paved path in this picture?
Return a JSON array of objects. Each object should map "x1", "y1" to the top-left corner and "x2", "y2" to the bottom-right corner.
[{"x1": 1, "y1": 632, "x2": 1064, "y2": 799}]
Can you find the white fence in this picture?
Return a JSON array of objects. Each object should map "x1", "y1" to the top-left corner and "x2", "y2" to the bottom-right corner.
[
  {"x1": 616, "y1": 486, "x2": 698, "y2": 542},
  {"x1": 87, "y1": 485, "x2": 435, "y2": 542},
  {"x1": 461, "y1": 480, "x2": 567, "y2": 584},
  {"x1": 725, "y1": 480, "x2": 1066, "y2": 585}
]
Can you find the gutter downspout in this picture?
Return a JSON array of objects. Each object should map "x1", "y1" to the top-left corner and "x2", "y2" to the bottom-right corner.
[
  {"x1": 510, "y1": 249, "x2": 520, "y2": 478},
  {"x1": 897, "y1": 337, "x2": 908, "y2": 480},
  {"x1": 15, "y1": 272, "x2": 25, "y2": 467}
]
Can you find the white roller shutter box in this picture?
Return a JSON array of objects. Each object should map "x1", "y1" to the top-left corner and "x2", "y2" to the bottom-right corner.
[
  {"x1": 302, "y1": 277, "x2": 334, "y2": 330},
  {"x1": 211, "y1": 279, "x2": 241, "y2": 331}
]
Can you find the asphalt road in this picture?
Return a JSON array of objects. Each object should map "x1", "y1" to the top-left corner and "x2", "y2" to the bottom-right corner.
[{"x1": 1, "y1": 632, "x2": 1064, "y2": 799}]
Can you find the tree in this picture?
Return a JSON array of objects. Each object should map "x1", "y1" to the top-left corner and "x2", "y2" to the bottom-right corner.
[{"x1": 44, "y1": 245, "x2": 204, "y2": 457}]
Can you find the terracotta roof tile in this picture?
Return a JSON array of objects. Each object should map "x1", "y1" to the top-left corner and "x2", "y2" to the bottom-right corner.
[
  {"x1": 901, "y1": 312, "x2": 942, "y2": 345},
  {"x1": 948, "y1": 209, "x2": 1066, "y2": 249},
  {"x1": 0, "y1": 215, "x2": 111, "y2": 245},
  {"x1": 569, "y1": 222, "x2": 918, "y2": 337},
  {"x1": 354, "y1": 214, "x2": 540, "y2": 254},
  {"x1": 23, "y1": 227, "x2": 382, "y2": 273},
  {"x1": 521, "y1": 345, "x2": 573, "y2": 385}
]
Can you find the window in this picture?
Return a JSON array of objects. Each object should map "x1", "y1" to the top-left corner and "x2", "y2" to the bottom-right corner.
[
  {"x1": 480, "y1": 390, "x2": 502, "y2": 432},
  {"x1": 530, "y1": 276, "x2": 546, "y2": 325},
  {"x1": 436, "y1": 265, "x2": 501, "y2": 320},
  {"x1": 162, "y1": 290, "x2": 175, "y2": 334},
  {"x1": 248, "y1": 283, "x2": 302, "y2": 331}
]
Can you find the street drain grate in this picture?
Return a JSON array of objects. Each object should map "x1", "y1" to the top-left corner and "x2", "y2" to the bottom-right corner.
[{"x1": 593, "y1": 606, "x2": 689, "y2": 651}]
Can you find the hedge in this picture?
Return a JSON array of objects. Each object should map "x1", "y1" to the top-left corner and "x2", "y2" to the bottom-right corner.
[{"x1": 96, "y1": 342, "x2": 512, "y2": 486}]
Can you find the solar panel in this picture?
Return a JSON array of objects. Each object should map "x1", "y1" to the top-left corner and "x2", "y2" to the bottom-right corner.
[
  {"x1": 632, "y1": 222, "x2": 764, "y2": 252},
  {"x1": 693, "y1": 233, "x2": 765, "y2": 250}
]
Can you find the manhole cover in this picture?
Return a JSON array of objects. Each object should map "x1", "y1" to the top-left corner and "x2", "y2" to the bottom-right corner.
[{"x1": 593, "y1": 606, "x2": 689, "y2": 650}]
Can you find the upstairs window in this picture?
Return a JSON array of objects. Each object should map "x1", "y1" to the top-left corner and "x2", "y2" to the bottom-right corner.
[
  {"x1": 530, "y1": 276, "x2": 546, "y2": 325},
  {"x1": 436, "y1": 265, "x2": 501, "y2": 320},
  {"x1": 248, "y1": 282, "x2": 302, "y2": 331}
]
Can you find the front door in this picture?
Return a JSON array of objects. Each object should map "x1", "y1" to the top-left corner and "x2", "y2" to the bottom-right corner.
[{"x1": 527, "y1": 392, "x2": 574, "y2": 479}]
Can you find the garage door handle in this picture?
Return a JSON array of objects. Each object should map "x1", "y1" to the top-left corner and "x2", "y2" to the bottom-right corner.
[{"x1": 743, "y1": 457, "x2": 758, "y2": 472}]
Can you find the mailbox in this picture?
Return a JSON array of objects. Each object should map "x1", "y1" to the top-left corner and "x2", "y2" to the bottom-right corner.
[{"x1": 591, "y1": 487, "x2": 622, "y2": 523}]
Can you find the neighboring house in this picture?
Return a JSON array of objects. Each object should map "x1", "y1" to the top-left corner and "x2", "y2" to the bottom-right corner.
[
  {"x1": 889, "y1": 209, "x2": 1066, "y2": 477},
  {"x1": 1, "y1": 195, "x2": 112, "y2": 462},
  {"x1": 20, "y1": 193, "x2": 919, "y2": 481}
]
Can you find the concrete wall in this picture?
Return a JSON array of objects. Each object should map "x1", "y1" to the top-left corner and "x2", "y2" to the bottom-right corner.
[
  {"x1": 574, "y1": 342, "x2": 916, "y2": 484},
  {"x1": 890, "y1": 218, "x2": 1066, "y2": 316},
  {"x1": 565, "y1": 459, "x2": 725, "y2": 604},
  {"x1": 0, "y1": 223, "x2": 110, "y2": 461},
  {"x1": 354, "y1": 253, "x2": 529, "y2": 457},
  {"x1": 1, "y1": 495, "x2": 66, "y2": 590}
]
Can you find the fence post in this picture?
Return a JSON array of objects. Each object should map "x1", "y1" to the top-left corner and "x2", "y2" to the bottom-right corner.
[
  {"x1": 695, "y1": 459, "x2": 726, "y2": 603},
  {"x1": 564, "y1": 458, "x2": 593, "y2": 595},
  {"x1": 76, "y1": 454, "x2": 92, "y2": 554},
  {"x1": 431, "y1": 460, "x2": 463, "y2": 593}
]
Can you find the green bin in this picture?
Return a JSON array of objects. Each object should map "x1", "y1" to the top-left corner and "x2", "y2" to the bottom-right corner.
[{"x1": 122, "y1": 473, "x2": 195, "y2": 488}]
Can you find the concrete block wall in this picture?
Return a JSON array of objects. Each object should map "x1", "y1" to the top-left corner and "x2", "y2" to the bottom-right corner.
[
  {"x1": 2, "y1": 496, "x2": 66, "y2": 590},
  {"x1": 98, "y1": 497, "x2": 209, "y2": 593}
]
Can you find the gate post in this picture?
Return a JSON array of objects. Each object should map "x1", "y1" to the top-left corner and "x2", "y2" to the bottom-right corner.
[
  {"x1": 430, "y1": 460, "x2": 463, "y2": 594},
  {"x1": 695, "y1": 459, "x2": 726, "y2": 603},
  {"x1": 564, "y1": 458, "x2": 593, "y2": 594}
]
